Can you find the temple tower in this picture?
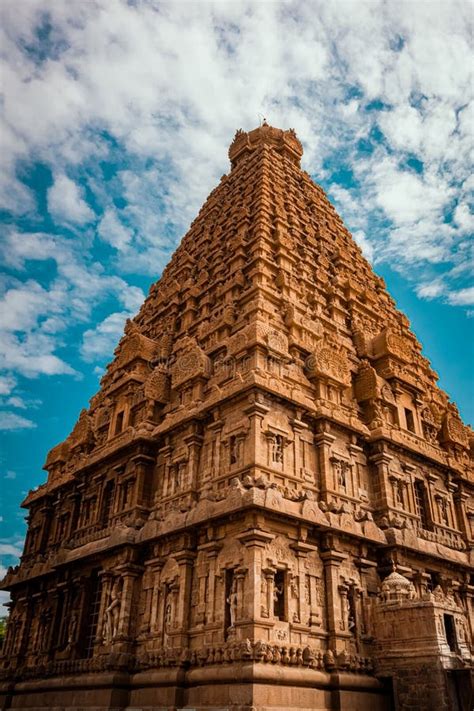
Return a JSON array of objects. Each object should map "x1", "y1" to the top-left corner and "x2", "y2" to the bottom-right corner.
[{"x1": 1, "y1": 123, "x2": 473, "y2": 711}]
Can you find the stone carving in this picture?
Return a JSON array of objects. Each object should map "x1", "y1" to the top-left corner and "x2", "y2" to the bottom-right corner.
[
  {"x1": 144, "y1": 366, "x2": 170, "y2": 404},
  {"x1": 305, "y1": 340, "x2": 350, "y2": 385},
  {"x1": 441, "y1": 405, "x2": 469, "y2": 448},
  {"x1": 103, "y1": 578, "x2": 122, "y2": 643},
  {"x1": 379, "y1": 571, "x2": 416, "y2": 603},
  {"x1": 227, "y1": 577, "x2": 238, "y2": 628},
  {"x1": 171, "y1": 338, "x2": 211, "y2": 388}
]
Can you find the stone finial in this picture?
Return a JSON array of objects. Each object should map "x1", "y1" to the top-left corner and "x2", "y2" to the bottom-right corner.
[{"x1": 228, "y1": 123, "x2": 303, "y2": 168}]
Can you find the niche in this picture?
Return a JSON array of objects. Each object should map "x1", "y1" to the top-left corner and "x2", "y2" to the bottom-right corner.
[{"x1": 274, "y1": 570, "x2": 286, "y2": 621}]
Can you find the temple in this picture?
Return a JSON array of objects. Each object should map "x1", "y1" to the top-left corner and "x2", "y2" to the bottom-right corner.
[{"x1": 1, "y1": 123, "x2": 473, "y2": 711}]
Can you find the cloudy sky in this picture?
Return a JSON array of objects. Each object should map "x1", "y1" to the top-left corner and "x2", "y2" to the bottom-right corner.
[{"x1": 0, "y1": 0, "x2": 473, "y2": 603}]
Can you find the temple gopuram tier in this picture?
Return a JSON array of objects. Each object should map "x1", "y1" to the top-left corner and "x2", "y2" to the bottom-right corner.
[{"x1": 1, "y1": 123, "x2": 473, "y2": 711}]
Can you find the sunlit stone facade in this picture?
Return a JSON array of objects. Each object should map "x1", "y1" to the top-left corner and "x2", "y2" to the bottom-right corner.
[{"x1": 1, "y1": 124, "x2": 473, "y2": 711}]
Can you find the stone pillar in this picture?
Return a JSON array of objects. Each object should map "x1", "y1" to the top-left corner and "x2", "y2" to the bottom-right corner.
[
  {"x1": 290, "y1": 415, "x2": 310, "y2": 480},
  {"x1": 307, "y1": 574, "x2": 323, "y2": 628},
  {"x1": 97, "y1": 571, "x2": 113, "y2": 646},
  {"x1": 157, "y1": 583, "x2": 167, "y2": 641},
  {"x1": 184, "y1": 430, "x2": 204, "y2": 491},
  {"x1": 144, "y1": 557, "x2": 164, "y2": 635},
  {"x1": 355, "y1": 557, "x2": 378, "y2": 640},
  {"x1": 453, "y1": 488, "x2": 471, "y2": 540},
  {"x1": 402, "y1": 462, "x2": 417, "y2": 515},
  {"x1": 261, "y1": 568, "x2": 274, "y2": 619},
  {"x1": 158, "y1": 444, "x2": 172, "y2": 497},
  {"x1": 243, "y1": 397, "x2": 270, "y2": 468},
  {"x1": 234, "y1": 567, "x2": 247, "y2": 622},
  {"x1": 196, "y1": 569, "x2": 208, "y2": 625},
  {"x1": 174, "y1": 550, "x2": 196, "y2": 645},
  {"x1": 425, "y1": 472, "x2": 438, "y2": 524},
  {"x1": 131, "y1": 452, "x2": 155, "y2": 509},
  {"x1": 368, "y1": 447, "x2": 393, "y2": 512},
  {"x1": 291, "y1": 539, "x2": 318, "y2": 627},
  {"x1": 115, "y1": 565, "x2": 141, "y2": 642},
  {"x1": 207, "y1": 417, "x2": 223, "y2": 480},
  {"x1": 199, "y1": 542, "x2": 221, "y2": 625},
  {"x1": 320, "y1": 548, "x2": 347, "y2": 652},
  {"x1": 237, "y1": 528, "x2": 274, "y2": 624},
  {"x1": 314, "y1": 426, "x2": 336, "y2": 499}
]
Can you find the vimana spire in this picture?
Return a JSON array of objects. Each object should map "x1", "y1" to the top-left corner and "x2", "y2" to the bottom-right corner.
[{"x1": 1, "y1": 124, "x2": 473, "y2": 711}]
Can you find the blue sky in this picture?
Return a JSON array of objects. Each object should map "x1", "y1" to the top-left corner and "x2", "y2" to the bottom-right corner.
[{"x1": 0, "y1": 1, "x2": 473, "y2": 606}]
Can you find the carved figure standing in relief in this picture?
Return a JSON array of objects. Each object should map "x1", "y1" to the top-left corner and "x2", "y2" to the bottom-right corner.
[
  {"x1": 163, "y1": 601, "x2": 172, "y2": 646},
  {"x1": 227, "y1": 578, "x2": 238, "y2": 627},
  {"x1": 103, "y1": 578, "x2": 121, "y2": 643},
  {"x1": 67, "y1": 611, "x2": 78, "y2": 649}
]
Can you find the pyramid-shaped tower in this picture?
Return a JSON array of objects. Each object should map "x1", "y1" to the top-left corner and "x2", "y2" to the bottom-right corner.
[{"x1": 1, "y1": 124, "x2": 473, "y2": 711}]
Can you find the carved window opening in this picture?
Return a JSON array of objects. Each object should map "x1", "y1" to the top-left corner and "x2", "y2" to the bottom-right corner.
[
  {"x1": 272, "y1": 435, "x2": 284, "y2": 464},
  {"x1": 101, "y1": 481, "x2": 115, "y2": 525},
  {"x1": 404, "y1": 408, "x2": 415, "y2": 433},
  {"x1": 114, "y1": 411, "x2": 125, "y2": 435},
  {"x1": 414, "y1": 480, "x2": 432, "y2": 530},
  {"x1": 273, "y1": 570, "x2": 286, "y2": 621},
  {"x1": 81, "y1": 571, "x2": 102, "y2": 659},
  {"x1": 443, "y1": 613, "x2": 457, "y2": 652}
]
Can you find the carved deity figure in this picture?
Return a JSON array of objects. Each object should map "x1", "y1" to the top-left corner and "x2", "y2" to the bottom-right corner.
[
  {"x1": 103, "y1": 578, "x2": 122, "y2": 643},
  {"x1": 227, "y1": 578, "x2": 238, "y2": 628},
  {"x1": 163, "y1": 601, "x2": 172, "y2": 647},
  {"x1": 67, "y1": 611, "x2": 78, "y2": 648},
  {"x1": 290, "y1": 576, "x2": 300, "y2": 623},
  {"x1": 272, "y1": 435, "x2": 284, "y2": 464}
]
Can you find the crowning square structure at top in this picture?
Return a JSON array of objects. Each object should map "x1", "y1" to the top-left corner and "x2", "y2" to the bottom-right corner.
[{"x1": 1, "y1": 123, "x2": 473, "y2": 711}]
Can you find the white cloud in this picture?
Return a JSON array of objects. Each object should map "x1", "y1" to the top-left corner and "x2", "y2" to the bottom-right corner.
[
  {"x1": 0, "y1": 375, "x2": 16, "y2": 396},
  {"x1": 372, "y1": 159, "x2": 450, "y2": 226},
  {"x1": 0, "y1": 412, "x2": 36, "y2": 431},
  {"x1": 0, "y1": 541, "x2": 24, "y2": 558},
  {"x1": 4, "y1": 471, "x2": 17, "y2": 480},
  {"x1": 454, "y1": 204, "x2": 474, "y2": 234},
  {"x1": 416, "y1": 280, "x2": 446, "y2": 300},
  {"x1": 0, "y1": 330, "x2": 78, "y2": 377},
  {"x1": 446, "y1": 286, "x2": 474, "y2": 306},
  {"x1": 0, "y1": 232, "x2": 144, "y2": 377},
  {"x1": 48, "y1": 174, "x2": 94, "y2": 225},
  {"x1": 5, "y1": 396, "x2": 26, "y2": 409},
  {"x1": 81, "y1": 311, "x2": 130, "y2": 363},
  {"x1": 97, "y1": 208, "x2": 133, "y2": 250},
  {"x1": 352, "y1": 230, "x2": 374, "y2": 263}
]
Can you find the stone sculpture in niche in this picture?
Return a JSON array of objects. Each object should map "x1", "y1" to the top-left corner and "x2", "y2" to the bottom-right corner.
[
  {"x1": 227, "y1": 576, "x2": 238, "y2": 628},
  {"x1": 103, "y1": 578, "x2": 122, "y2": 643}
]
